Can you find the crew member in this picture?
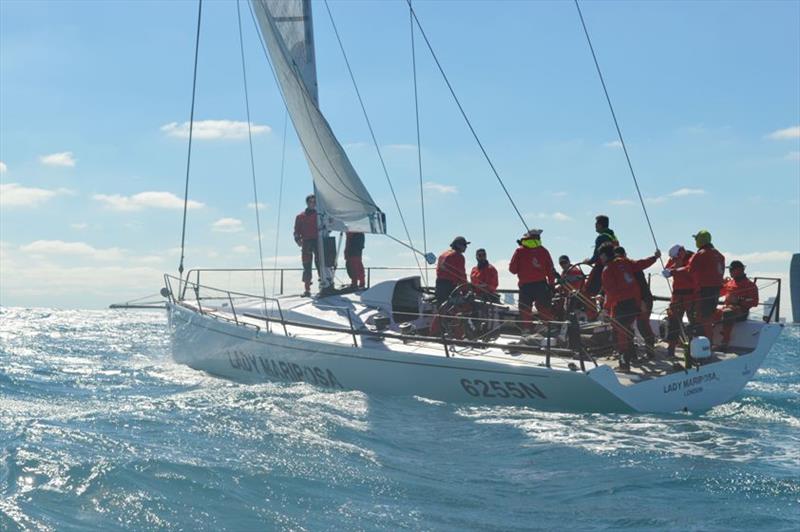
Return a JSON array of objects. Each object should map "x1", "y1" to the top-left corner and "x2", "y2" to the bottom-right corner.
[
  {"x1": 615, "y1": 246, "x2": 659, "y2": 358},
  {"x1": 662, "y1": 244, "x2": 695, "y2": 357},
  {"x1": 582, "y1": 214, "x2": 620, "y2": 296},
  {"x1": 470, "y1": 248, "x2": 499, "y2": 298},
  {"x1": 509, "y1": 229, "x2": 556, "y2": 329},
  {"x1": 600, "y1": 245, "x2": 661, "y2": 371},
  {"x1": 293, "y1": 194, "x2": 319, "y2": 297},
  {"x1": 557, "y1": 255, "x2": 586, "y2": 316},
  {"x1": 435, "y1": 236, "x2": 469, "y2": 306},
  {"x1": 344, "y1": 231, "x2": 365, "y2": 289},
  {"x1": 666, "y1": 230, "x2": 725, "y2": 343},
  {"x1": 716, "y1": 260, "x2": 758, "y2": 350}
]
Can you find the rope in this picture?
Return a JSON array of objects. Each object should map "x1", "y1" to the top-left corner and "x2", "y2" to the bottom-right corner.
[
  {"x1": 177, "y1": 0, "x2": 203, "y2": 276},
  {"x1": 406, "y1": 0, "x2": 528, "y2": 232},
  {"x1": 236, "y1": 0, "x2": 268, "y2": 310},
  {"x1": 322, "y1": 0, "x2": 424, "y2": 280},
  {"x1": 271, "y1": 111, "x2": 289, "y2": 295},
  {"x1": 573, "y1": 0, "x2": 670, "y2": 290},
  {"x1": 409, "y1": 2, "x2": 428, "y2": 286}
]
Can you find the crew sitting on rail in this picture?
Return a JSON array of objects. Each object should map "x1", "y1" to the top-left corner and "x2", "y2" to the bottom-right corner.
[
  {"x1": 294, "y1": 194, "x2": 319, "y2": 297},
  {"x1": 509, "y1": 229, "x2": 557, "y2": 330},
  {"x1": 435, "y1": 236, "x2": 469, "y2": 306},
  {"x1": 470, "y1": 248, "x2": 499, "y2": 300},
  {"x1": 715, "y1": 260, "x2": 758, "y2": 351},
  {"x1": 344, "y1": 231, "x2": 365, "y2": 289}
]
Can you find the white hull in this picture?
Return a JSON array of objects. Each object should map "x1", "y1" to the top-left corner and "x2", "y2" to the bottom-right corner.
[{"x1": 167, "y1": 303, "x2": 782, "y2": 413}]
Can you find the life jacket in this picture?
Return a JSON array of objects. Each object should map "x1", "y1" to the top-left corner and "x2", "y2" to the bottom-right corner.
[
  {"x1": 344, "y1": 232, "x2": 365, "y2": 258},
  {"x1": 721, "y1": 276, "x2": 759, "y2": 309},
  {"x1": 688, "y1": 245, "x2": 725, "y2": 288},
  {"x1": 601, "y1": 256, "x2": 641, "y2": 309},
  {"x1": 509, "y1": 244, "x2": 555, "y2": 286},
  {"x1": 470, "y1": 263, "x2": 499, "y2": 294},
  {"x1": 666, "y1": 252, "x2": 695, "y2": 292},
  {"x1": 293, "y1": 208, "x2": 318, "y2": 242},
  {"x1": 436, "y1": 249, "x2": 467, "y2": 285}
]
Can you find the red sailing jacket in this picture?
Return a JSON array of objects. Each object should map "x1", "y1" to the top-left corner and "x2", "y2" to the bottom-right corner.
[
  {"x1": 293, "y1": 209, "x2": 318, "y2": 244},
  {"x1": 561, "y1": 265, "x2": 585, "y2": 292},
  {"x1": 666, "y1": 252, "x2": 695, "y2": 292},
  {"x1": 509, "y1": 245, "x2": 556, "y2": 286},
  {"x1": 470, "y1": 264, "x2": 499, "y2": 294},
  {"x1": 687, "y1": 245, "x2": 725, "y2": 289},
  {"x1": 436, "y1": 249, "x2": 467, "y2": 285},
  {"x1": 601, "y1": 256, "x2": 654, "y2": 308},
  {"x1": 721, "y1": 276, "x2": 759, "y2": 310}
]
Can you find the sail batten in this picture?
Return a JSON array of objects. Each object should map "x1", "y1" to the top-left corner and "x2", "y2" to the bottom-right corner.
[{"x1": 250, "y1": 0, "x2": 385, "y2": 234}]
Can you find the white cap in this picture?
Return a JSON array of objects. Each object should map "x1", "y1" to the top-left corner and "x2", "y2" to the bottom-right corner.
[{"x1": 668, "y1": 244, "x2": 683, "y2": 258}]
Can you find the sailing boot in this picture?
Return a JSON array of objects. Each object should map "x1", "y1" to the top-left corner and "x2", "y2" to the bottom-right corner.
[{"x1": 303, "y1": 281, "x2": 311, "y2": 297}]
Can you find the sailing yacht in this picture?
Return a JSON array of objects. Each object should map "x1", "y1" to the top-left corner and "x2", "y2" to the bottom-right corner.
[{"x1": 163, "y1": 0, "x2": 784, "y2": 413}]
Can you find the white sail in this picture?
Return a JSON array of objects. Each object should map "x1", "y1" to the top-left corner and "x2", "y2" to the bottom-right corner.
[{"x1": 250, "y1": 0, "x2": 386, "y2": 234}]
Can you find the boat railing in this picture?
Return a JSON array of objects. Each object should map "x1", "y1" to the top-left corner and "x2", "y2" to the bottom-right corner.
[{"x1": 164, "y1": 273, "x2": 595, "y2": 371}]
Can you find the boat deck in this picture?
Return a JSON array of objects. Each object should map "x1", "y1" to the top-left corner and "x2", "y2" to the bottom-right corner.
[{"x1": 184, "y1": 295, "x2": 743, "y2": 387}]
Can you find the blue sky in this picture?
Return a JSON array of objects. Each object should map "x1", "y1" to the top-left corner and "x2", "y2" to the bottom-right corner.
[{"x1": 1, "y1": 0, "x2": 798, "y2": 309}]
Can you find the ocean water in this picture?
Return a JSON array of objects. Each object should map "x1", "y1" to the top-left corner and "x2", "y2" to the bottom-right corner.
[{"x1": 1, "y1": 308, "x2": 798, "y2": 531}]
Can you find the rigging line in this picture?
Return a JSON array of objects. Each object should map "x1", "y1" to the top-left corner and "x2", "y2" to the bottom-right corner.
[
  {"x1": 247, "y1": 3, "x2": 380, "y2": 208},
  {"x1": 409, "y1": 1, "x2": 428, "y2": 286},
  {"x1": 405, "y1": 0, "x2": 529, "y2": 233},
  {"x1": 237, "y1": 0, "x2": 268, "y2": 310},
  {"x1": 322, "y1": 0, "x2": 424, "y2": 279},
  {"x1": 573, "y1": 0, "x2": 671, "y2": 290},
  {"x1": 272, "y1": 111, "x2": 289, "y2": 295},
  {"x1": 178, "y1": 0, "x2": 203, "y2": 277}
]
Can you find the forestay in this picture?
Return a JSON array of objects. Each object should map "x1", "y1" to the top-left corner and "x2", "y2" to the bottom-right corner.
[{"x1": 250, "y1": 0, "x2": 386, "y2": 234}]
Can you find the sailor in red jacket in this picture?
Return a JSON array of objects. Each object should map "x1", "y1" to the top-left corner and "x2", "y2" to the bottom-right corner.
[
  {"x1": 716, "y1": 260, "x2": 759, "y2": 349},
  {"x1": 294, "y1": 194, "x2": 319, "y2": 296},
  {"x1": 435, "y1": 236, "x2": 469, "y2": 306},
  {"x1": 666, "y1": 230, "x2": 724, "y2": 342},
  {"x1": 557, "y1": 255, "x2": 590, "y2": 317},
  {"x1": 600, "y1": 245, "x2": 661, "y2": 371},
  {"x1": 470, "y1": 248, "x2": 499, "y2": 299},
  {"x1": 509, "y1": 229, "x2": 556, "y2": 328},
  {"x1": 614, "y1": 246, "x2": 659, "y2": 358},
  {"x1": 344, "y1": 232, "x2": 365, "y2": 288},
  {"x1": 662, "y1": 244, "x2": 696, "y2": 357}
]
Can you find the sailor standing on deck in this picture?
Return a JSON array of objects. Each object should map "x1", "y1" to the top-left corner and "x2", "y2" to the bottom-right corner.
[
  {"x1": 663, "y1": 244, "x2": 696, "y2": 357},
  {"x1": 470, "y1": 248, "x2": 499, "y2": 299},
  {"x1": 294, "y1": 194, "x2": 319, "y2": 297},
  {"x1": 665, "y1": 230, "x2": 725, "y2": 344},
  {"x1": 344, "y1": 231, "x2": 366, "y2": 289},
  {"x1": 435, "y1": 236, "x2": 469, "y2": 306},
  {"x1": 509, "y1": 229, "x2": 557, "y2": 328},
  {"x1": 582, "y1": 214, "x2": 620, "y2": 296},
  {"x1": 614, "y1": 246, "x2": 659, "y2": 358}
]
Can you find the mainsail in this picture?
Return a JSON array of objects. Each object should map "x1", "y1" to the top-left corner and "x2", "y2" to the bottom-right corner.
[{"x1": 250, "y1": 0, "x2": 386, "y2": 234}]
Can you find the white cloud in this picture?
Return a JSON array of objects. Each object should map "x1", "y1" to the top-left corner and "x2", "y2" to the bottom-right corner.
[
  {"x1": 134, "y1": 255, "x2": 164, "y2": 265},
  {"x1": 247, "y1": 202, "x2": 267, "y2": 209},
  {"x1": 232, "y1": 245, "x2": 251, "y2": 254},
  {"x1": 528, "y1": 212, "x2": 573, "y2": 222},
  {"x1": 384, "y1": 143, "x2": 417, "y2": 151},
  {"x1": 423, "y1": 181, "x2": 458, "y2": 194},
  {"x1": 40, "y1": 151, "x2": 76, "y2": 167},
  {"x1": 0, "y1": 183, "x2": 73, "y2": 208},
  {"x1": 766, "y1": 126, "x2": 800, "y2": 140},
  {"x1": 722, "y1": 250, "x2": 793, "y2": 264},
  {"x1": 93, "y1": 191, "x2": 204, "y2": 211},
  {"x1": 646, "y1": 187, "x2": 706, "y2": 204},
  {"x1": 160, "y1": 120, "x2": 270, "y2": 140},
  {"x1": 211, "y1": 217, "x2": 244, "y2": 233},
  {"x1": 609, "y1": 199, "x2": 635, "y2": 206},
  {"x1": 20, "y1": 240, "x2": 125, "y2": 261},
  {"x1": 70, "y1": 223, "x2": 88, "y2": 230},
  {"x1": 551, "y1": 191, "x2": 568, "y2": 197},
  {"x1": 785, "y1": 151, "x2": 800, "y2": 161},
  {"x1": 0, "y1": 161, "x2": 7, "y2": 173},
  {"x1": 604, "y1": 140, "x2": 622, "y2": 149},
  {"x1": 668, "y1": 188, "x2": 706, "y2": 197}
]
